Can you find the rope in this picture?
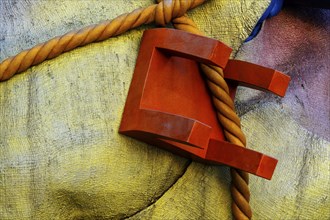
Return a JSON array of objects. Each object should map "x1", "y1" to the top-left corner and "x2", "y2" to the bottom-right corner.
[
  {"x1": 171, "y1": 15, "x2": 252, "y2": 220},
  {"x1": 0, "y1": 0, "x2": 252, "y2": 219},
  {"x1": 0, "y1": 0, "x2": 205, "y2": 81}
]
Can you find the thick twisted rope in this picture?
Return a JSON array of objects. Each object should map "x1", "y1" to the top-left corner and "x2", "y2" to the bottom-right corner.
[
  {"x1": 0, "y1": 0, "x2": 252, "y2": 219},
  {"x1": 171, "y1": 15, "x2": 252, "y2": 220},
  {"x1": 0, "y1": 0, "x2": 205, "y2": 81}
]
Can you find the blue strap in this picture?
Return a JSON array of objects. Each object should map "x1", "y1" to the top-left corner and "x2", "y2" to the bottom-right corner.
[{"x1": 245, "y1": 0, "x2": 284, "y2": 42}]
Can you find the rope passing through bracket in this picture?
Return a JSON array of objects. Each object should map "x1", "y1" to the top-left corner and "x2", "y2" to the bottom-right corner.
[{"x1": 0, "y1": 1, "x2": 290, "y2": 219}]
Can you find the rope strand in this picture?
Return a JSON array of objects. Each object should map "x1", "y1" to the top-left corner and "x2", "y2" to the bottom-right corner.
[
  {"x1": 171, "y1": 14, "x2": 252, "y2": 220},
  {"x1": 0, "y1": 0, "x2": 205, "y2": 81}
]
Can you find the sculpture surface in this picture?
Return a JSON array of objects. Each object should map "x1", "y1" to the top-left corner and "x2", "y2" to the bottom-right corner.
[{"x1": 0, "y1": 1, "x2": 329, "y2": 219}]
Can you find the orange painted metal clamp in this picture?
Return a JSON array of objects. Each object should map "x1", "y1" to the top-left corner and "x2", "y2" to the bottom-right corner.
[{"x1": 119, "y1": 28, "x2": 290, "y2": 180}]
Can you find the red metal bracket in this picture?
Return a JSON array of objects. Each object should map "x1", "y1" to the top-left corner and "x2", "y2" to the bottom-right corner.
[{"x1": 119, "y1": 28, "x2": 290, "y2": 180}]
